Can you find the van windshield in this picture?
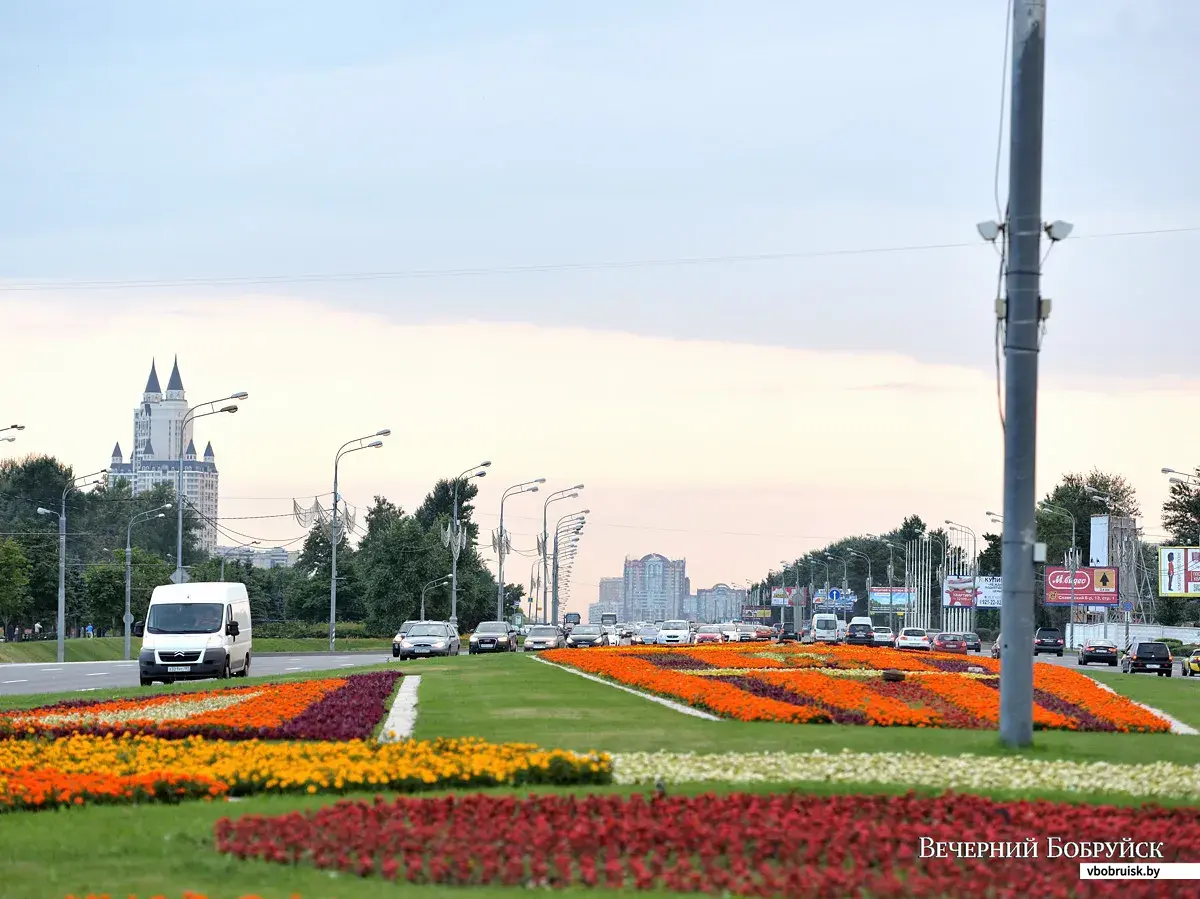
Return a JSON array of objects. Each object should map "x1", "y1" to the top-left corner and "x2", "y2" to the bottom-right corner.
[{"x1": 147, "y1": 602, "x2": 224, "y2": 635}]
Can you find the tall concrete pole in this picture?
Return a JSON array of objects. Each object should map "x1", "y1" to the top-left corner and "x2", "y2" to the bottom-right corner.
[{"x1": 999, "y1": 0, "x2": 1047, "y2": 748}]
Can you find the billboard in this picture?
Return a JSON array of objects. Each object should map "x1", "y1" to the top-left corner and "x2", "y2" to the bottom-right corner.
[
  {"x1": 743, "y1": 607, "x2": 773, "y2": 619},
  {"x1": 1089, "y1": 516, "x2": 1109, "y2": 566},
  {"x1": 940, "y1": 576, "x2": 1003, "y2": 608},
  {"x1": 1043, "y1": 566, "x2": 1119, "y2": 605},
  {"x1": 869, "y1": 587, "x2": 913, "y2": 607},
  {"x1": 811, "y1": 590, "x2": 856, "y2": 610},
  {"x1": 1158, "y1": 547, "x2": 1200, "y2": 596},
  {"x1": 770, "y1": 587, "x2": 795, "y2": 607}
]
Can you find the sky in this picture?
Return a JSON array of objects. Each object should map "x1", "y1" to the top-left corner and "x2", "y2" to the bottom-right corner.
[{"x1": 2, "y1": 1, "x2": 1198, "y2": 614}]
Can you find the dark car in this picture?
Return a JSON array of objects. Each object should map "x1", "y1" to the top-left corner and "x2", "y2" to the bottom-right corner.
[
  {"x1": 961, "y1": 632, "x2": 981, "y2": 653},
  {"x1": 1121, "y1": 641, "x2": 1173, "y2": 676},
  {"x1": 1078, "y1": 639, "x2": 1119, "y2": 666},
  {"x1": 469, "y1": 621, "x2": 517, "y2": 654},
  {"x1": 845, "y1": 622, "x2": 876, "y2": 646},
  {"x1": 395, "y1": 622, "x2": 460, "y2": 660},
  {"x1": 931, "y1": 632, "x2": 967, "y2": 654},
  {"x1": 1033, "y1": 627, "x2": 1064, "y2": 657},
  {"x1": 565, "y1": 624, "x2": 608, "y2": 648}
]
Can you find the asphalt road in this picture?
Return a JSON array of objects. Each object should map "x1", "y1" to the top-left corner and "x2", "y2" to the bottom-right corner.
[{"x1": 0, "y1": 652, "x2": 392, "y2": 697}]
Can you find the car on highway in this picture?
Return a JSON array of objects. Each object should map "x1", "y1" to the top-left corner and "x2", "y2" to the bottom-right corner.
[
  {"x1": 991, "y1": 633, "x2": 1002, "y2": 658},
  {"x1": 521, "y1": 625, "x2": 566, "y2": 651},
  {"x1": 394, "y1": 622, "x2": 460, "y2": 660},
  {"x1": 1033, "y1": 627, "x2": 1065, "y2": 657},
  {"x1": 962, "y1": 632, "x2": 982, "y2": 653},
  {"x1": 632, "y1": 625, "x2": 659, "y2": 645},
  {"x1": 1078, "y1": 638, "x2": 1119, "y2": 666},
  {"x1": 896, "y1": 627, "x2": 930, "y2": 651},
  {"x1": 1120, "y1": 640, "x2": 1173, "y2": 676},
  {"x1": 845, "y1": 619, "x2": 876, "y2": 646},
  {"x1": 930, "y1": 632, "x2": 967, "y2": 654},
  {"x1": 692, "y1": 625, "x2": 726, "y2": 644},
  {"x1": 872, "y1": 626, "x2": 895, "y2": 647},
  {"x1": 656, "y1": 620, "x2": 692, "y2": 646},
  {"x1": 136, "y1": 581, "x2": 253, "y2": 685},
  {"x1": 1180, "y1": 649, "x2": 1200, "y2": 677},
  {"x1": 719, "y1": 623, "x2": 741, "y2": 641},
  {"x1": 566, "y1": 624, "x2": 609, "y2": 648},
  {"x1": 811, "y1": 613, "x2": 840, "y2": 644},
  {"x1": 468, "y1": 621, "x2": 517, "y2": 654},
  {"x1": 735, "y1": 623, "x2": 762, "y2": 642}
]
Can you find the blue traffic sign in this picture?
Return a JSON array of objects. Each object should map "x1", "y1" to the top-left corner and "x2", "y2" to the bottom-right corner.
[{"x1": 828, "y1": 588, "x2": 842, "y2": 602}]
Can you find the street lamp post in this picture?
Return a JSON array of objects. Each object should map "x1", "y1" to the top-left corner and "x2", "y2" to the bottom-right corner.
[
  {"x1": 38, "y1": 470, "x2": 106, "y2": 662},
  {"x1": 329, "y1": 430, "x2": 389, "y2": 650},
  {"x1": 542, "y1": 486, "x2": 583, "y2": 624},
  {"x1": 552, "y1": 510, "x2": 587, "y2": 625},
  {"x1": 497, "y1": 479, "x2": 545, "y2": 620},
  {"x1": 845, "y1": 549, "x2": 873, "y2": 619},
  {"x1": 219, "y1": 541, "x2": 259, "y2": 582},
  {"x1": 126, "y1": 504, "x2": 171, "y2": 660},
  {"x1": 446, "y1": 462, "x2": 490, "y2": 633},
  {"x1": 825, "y1": 554, "x2": 848, "y2": 621},
  {"x1": 175, "y1": 394, "x2": 247, "y2": 582},
  {"x1": 1040, "y1": 502, "x2": 1078, "y2": 648},
  {"x1": 421, "y1": 574, "x2": 451, "y2": 620}
]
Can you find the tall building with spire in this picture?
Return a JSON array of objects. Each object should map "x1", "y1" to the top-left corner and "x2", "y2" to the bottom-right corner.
[{"x1": 108, "y1": 357, "x2": 220, "y2": 555}]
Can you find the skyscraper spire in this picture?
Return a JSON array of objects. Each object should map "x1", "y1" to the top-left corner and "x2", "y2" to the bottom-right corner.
[
  {"x1": 166, "y1": 355, "x2": 184, "y2": 392},
  {"x1": 143, "y1": 359, "x2": 161, "y2": 394}
]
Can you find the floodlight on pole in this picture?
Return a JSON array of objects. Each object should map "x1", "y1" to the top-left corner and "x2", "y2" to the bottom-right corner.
[{"x1": 329, "y1": 429, "x2": 389, "y2": 650}]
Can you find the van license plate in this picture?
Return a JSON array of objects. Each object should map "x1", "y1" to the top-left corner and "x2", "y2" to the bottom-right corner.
[{"x1": 167, "y1": 666, "x2": 191, "y2": 673}]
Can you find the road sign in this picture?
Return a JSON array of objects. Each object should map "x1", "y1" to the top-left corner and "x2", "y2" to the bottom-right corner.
[
  {"x1": 1119, "y1": 600, "x2": 1134, "y2": 612},
  {"x1": 828, "y1": 588, "x2": 842, "y2": 602},
  {"x1": 169, "y1": 569, "x2": 189, "y2": 584},
  {"x1": 123, "y1": 612, "x2": 134, "y2": 625},
  {"x1": 1093, "y1": 568, "x2": 1117, "y2": 592}
]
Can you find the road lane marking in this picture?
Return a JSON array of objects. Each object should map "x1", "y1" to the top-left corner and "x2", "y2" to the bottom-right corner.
[
  {"x1": 285, "y1": 666, "x2": 302, "y2": 671},
  {"x1": 39, "y1": 668, "x2": 62, "y2": 672},
  {"x1": 2, "y1": 679, "x2": 29, "y2": 684},
  {"x1": 85, "y1": 672, "x2": 110, "y2": 677}
]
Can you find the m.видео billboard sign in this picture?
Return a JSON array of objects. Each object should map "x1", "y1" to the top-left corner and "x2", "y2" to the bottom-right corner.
[{"x1": 1043, "y1": 567, "x2": 1119, "y2": 605}]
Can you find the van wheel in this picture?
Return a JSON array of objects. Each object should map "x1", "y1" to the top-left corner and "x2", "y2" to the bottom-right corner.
[
  {"x1": 221, "y1": 659, "x2": 231, "y2": 679},
  {"x1": 238, "y1": 654, "x2": 251, "y2": 678},
  {"x1": 140, "y1": 677, "x2": 152, "y2": 687}
]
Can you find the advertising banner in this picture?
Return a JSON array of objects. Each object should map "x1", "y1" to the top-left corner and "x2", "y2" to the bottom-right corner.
[
  {"x1": 811, "y1": 590, "x2": 856, "y2": 610},
  {"x1": 869, "y1": 587, "x2": 913, "y2": 607},
  {"x1": 1043, "y1": 566, "x2": 1120, "y2": 605},
  {"x1": 743, "y1": 607, "x2": 773, "y2": 619},
  {"x1": 1158, "y1": 547, "x2": 1200, "y2": 596},
  {"x1": 1089, "y1": 516, "x2": 1109, "y2": 567},
  {"x1": 770, "y1": 586, "x2": 795, "y2": 607},
  {"x1": 939, "y1": 576, "x2": 1003, "y2": 608}
]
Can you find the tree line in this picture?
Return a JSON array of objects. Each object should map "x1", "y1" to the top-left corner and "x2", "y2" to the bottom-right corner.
[
  {"x1": 756, "y1": 469, "x2": 1200, "y2": 630},
  {"x1": 0, "y1": 455, "x2": 521, "y2": 638}
]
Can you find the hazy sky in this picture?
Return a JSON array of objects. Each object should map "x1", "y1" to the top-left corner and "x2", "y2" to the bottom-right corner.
[{"x1": 2, "y1": 1, "x2": 1198, "y2": 612}]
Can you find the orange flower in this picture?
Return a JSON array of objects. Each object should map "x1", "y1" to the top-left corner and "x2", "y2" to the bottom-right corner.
[
  {"x1": 749, "y1": 670, "x2": 941, "y2": 727},
  {"x1": 0, "y1": 770, "x2": 226, "y2": 812}
]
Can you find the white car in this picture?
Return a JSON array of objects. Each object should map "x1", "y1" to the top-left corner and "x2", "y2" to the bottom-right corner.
[
  {"x1": 872, "y1": 626, "x2": 895, "y2": 647},
  {"x1": 896, "y1": 627, "x2": 930, "y2": 651},
  {"x1": 719, "y1": 623, "x2": 741, "y2": 641},
  {"x1": 656, "y1": 619, "x2": 692, "y2": 645}
]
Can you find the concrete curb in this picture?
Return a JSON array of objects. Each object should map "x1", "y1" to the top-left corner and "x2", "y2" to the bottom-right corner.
[
  {"x1": 531, "y1": 655, "x2": 720, "y2": 720},
  {"x1": 378, "y1": 675, "x2": 421, "y2": 742}
]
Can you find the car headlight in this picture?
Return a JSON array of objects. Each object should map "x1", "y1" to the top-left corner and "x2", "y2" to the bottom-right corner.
[
  {"x1": 400, "y1": 640, "x2": 413, "y2": 648},
  {"x1": 497, "y1": 636, "x2": 509, "y2": 643},
  {"x1": 432, "y1": 641, "x2": 446, "y2": 649},
  {"x1": 469, "y1": 636, "x2": 479, "y2": 642}
]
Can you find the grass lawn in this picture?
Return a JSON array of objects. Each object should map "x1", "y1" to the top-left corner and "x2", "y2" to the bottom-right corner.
[
  {"x1": 411, "y1": 653, "x2": 1200, "y2": 764},
  {"x1": 0, "y1": 636, "x2": 390, "y2": 663},
  {"x1": 1084, "y1": 667, "x2": 1200, "y2": 728}
]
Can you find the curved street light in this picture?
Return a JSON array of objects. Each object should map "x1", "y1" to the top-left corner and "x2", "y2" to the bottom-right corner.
[
  {"x1": 421, "y1": 573, "x2": 452, "y2": 620},
  {"x1": 446, "y1": 462, "x2": 489, "y2": 631},
  {"x1": 497, "y1": 478, "x2": 545, "y2": 620},
  {"x1": 329, "y1": 430, "x2": 388, "y2": 649},
  {"x1": 176, "y1": 394, "x2": 247, "y2": 581},
  {"x1": 541, "y1": 485, "x2": 583, "y2": 623},
  {"x1": 551, "y1": 508, "x2": 588, "y2": 625},
  {"x1": 125, "y1": 503, "x2": 172, "y2": 659}
]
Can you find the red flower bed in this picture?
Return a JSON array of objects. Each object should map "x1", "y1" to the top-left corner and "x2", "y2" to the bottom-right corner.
[
  {"x1": 2, "y1": 671, "x2": 402, "y2": 741},
  {"x1": 216, "y1": 792, "x2": 1200, "y2": 897}
]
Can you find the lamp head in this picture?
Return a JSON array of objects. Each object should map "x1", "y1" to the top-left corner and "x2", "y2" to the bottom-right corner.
[
  {"x1": 231, "y1": 391, "x2": 249, "y2": 400},
  {"x1": 1162, "y1": 468, "x2": 1175, "y2": 475},
  {"x1": 567, "y1": 492, "x2": 579, "y2": 499},
  {"x1": 36, "y1": 507, "x2": 51, "y2": 516},
  {"x1": 10, "y1": 424, "x2": 24, "y2": 430},
  {"x1": 534, "y1": 478, "x2": 546, "y2": 484},
  {"x1": 155, "y1": 513, "x2": 165, "y2": 519},
  {"x1": 375, "y1": 429, "x2": 391, "y2": 437},
  {"x1": 219, "y1": 404, "x2": 238, "y2": 414},
  {"x1": 1045, "y1": 220, "x2": 1074, "y2": 241},
  {"x1": 480, "y1": 461, "x2": 492, "y2": 468},
  {"x1": 0, "y1": 437, "x2": 13, "y2": 443},
  {"x1": 161, "y1": 503, "x2": 173, "y2": 510},
  {"x1": 976, "y1": 220, "x2": 1002, "y2": 242},
  {"x1": 474, "y1": 470, "x2": 487, "y2": 478},
  {"x1": 367, "y1": 440, "x2": 384, "y2": 448},
  {"x1": 528, "y1": 486, "x2": 539, "y2": 493}
]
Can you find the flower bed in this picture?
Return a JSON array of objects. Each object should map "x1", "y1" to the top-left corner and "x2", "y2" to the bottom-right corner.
[
  {"x1": 611, "y1": 749, "x2": 1200, "y2": 800},
  {"x1": 542, "y1": 644, "x2": 1170, "y2": 732},
  {"x1": 1, "y1": 671, "x2": 402, "y2": 741},
  {"x1": 0, "y1": 769, "x2": 226, "y2": 811},
  {"x1": 214, "y1": 791, "x2": 1200, "y2": 897},
  {"x1": 0, "y1": 735, "x2": 610, "y2": 811}
]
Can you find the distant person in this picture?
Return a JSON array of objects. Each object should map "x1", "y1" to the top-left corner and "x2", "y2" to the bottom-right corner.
[
  {"x1": 1167, "y1": 552, "x2": 1178, "y2": 592},
  {"x1": 33, "y1": 622, "x2": 41, "y2": 635},
  {"x1": 86, "y1": 623, "x2": 94, "y2": 639}
]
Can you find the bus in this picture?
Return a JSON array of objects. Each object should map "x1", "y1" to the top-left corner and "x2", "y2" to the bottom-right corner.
[
  {"x1": 600, "y1": 613, "x2": 617, "y2": 628},
  {"x1": 563, "y1": 612, "x2": 582, "y2": 633}
]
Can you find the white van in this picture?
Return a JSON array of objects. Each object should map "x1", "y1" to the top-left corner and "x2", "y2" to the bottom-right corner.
[
  {"x1": 134, "y1": 582, "x2": 252, "y2": 685},
  {"x1": 811, "y1": 613, "x2": 840, "y2": 644}
]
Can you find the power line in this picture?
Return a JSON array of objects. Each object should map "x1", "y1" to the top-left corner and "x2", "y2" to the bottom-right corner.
[{"x1": 1, "y1": 226, "x2": 1196, "y2": 294}]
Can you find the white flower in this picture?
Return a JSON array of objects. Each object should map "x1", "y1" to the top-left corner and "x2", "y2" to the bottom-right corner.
[{"x1": 611, "y1": 750, "x2": 1200, "y2": 800}]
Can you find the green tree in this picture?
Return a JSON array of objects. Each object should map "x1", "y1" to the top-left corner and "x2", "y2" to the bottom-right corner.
[
  {"x1": 1161, "y1": 476, "x2": 1200, "y2": 545},
  {"x1": 84, "y1": 548, "x2": 173, "y2": 633},
  {"x1": 0, "y1": 538, "x2": 32, "y2": 635},
  {"x1": 977, "y1": 532, "x2": 1001, "y2": 575}
]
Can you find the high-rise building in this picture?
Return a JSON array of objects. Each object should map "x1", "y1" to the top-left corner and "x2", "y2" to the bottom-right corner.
[
  {"x1": 588, "y1": 577, "x2": 625, "y2": 624},
  {"x1": 622, "y1": 553, "x2": 687, "y2": 622},
  {"x1": 108, "y1": 358, "x2": 220, "y2": 555},
  {"x1": 695, "y1": 584, "x2": 748, "y2": 622}
]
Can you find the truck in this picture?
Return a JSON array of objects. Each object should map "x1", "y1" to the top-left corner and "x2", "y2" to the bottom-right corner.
[{"x1": 563, "y1": 612, "x2": 582, "y2": 633}]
